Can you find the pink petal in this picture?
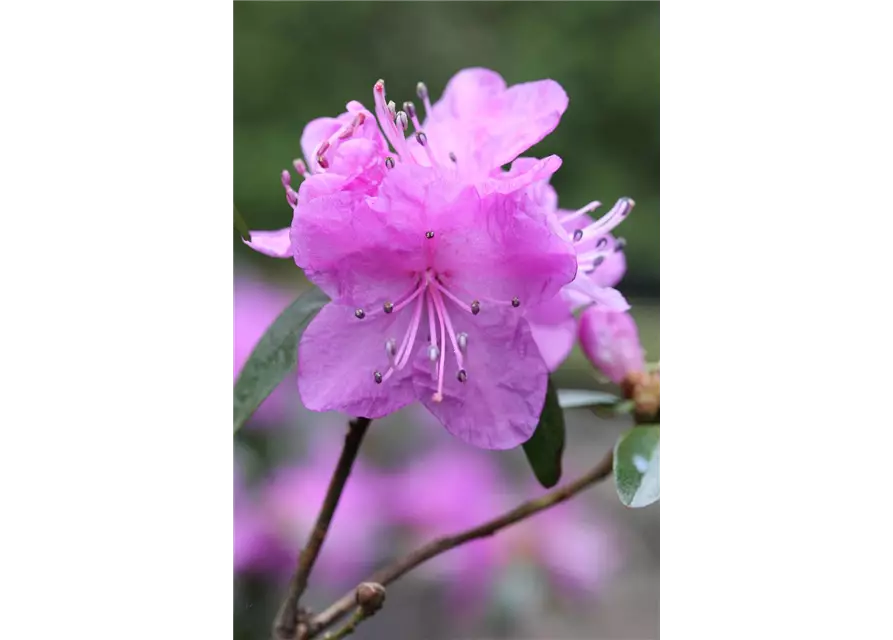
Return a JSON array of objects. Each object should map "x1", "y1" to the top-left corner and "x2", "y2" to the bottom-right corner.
[
  {"x1": 433, "y1": 188, "x2": 578, "y2": 308},
  {"x1": 297, "y1": 302, "x2": 417, "y2": 418},
  {"x1": 413, "y1": 311, "x2": 548, "y2": 450},
  {"x1": 570, "y1": 277, "x2": 630, "y2": 312},
  {"x1": 479, "y1": 155, "x2": 563, "y2": 198},
  {"x1": 526, "y1": 295, "x2": 576, "y2": 371},
  {"x1": 425, "y1": 68, "x2": 568, "y2": 172},
  {"x1": 478, "y1": 79, "x2": 569, "y2": 167},
  {"x1": 244, "y1": 227, "x2": 292, "y2": 258},
  {"x1": 431, "y1": 68, "x2": 508, "y2": 120},
  {"x1": 291, "y1": 187, "x2": 427, "y2": 308}
]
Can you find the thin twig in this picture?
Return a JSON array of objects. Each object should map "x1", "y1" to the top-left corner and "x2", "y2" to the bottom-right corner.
[
  {"x1": 320, "y1": 608, "x2": 365, "y2": 640},
  {"x1": 273, "y1": 417, "x2": 372, "y2": 640},
  {"x1": 305, "y1": 447, "x2": 615, "y2": 638}
]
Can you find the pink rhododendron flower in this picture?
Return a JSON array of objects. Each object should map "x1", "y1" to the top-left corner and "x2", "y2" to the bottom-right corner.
[
  {"x1": 263, "y1": 440, "x2": 387, "y2": 588},
  {"x1": 234, "y1": 462, "x2": 288, "y2": 574},
  {"x1": 388, "y1": 443, "x2": 619, "y2": 614},
  {"x1": 234, "y1": 273, "x2": 296, "y2": 426},
  {"x1": 515, "y1": 166, "x2": 635, "y2": 371},
  {"x1": 578, "y1": 306, "x2": 646, "y2": 384},
  {"x1": 245, "y1": 69, "x2": 579, "y2": 449}
]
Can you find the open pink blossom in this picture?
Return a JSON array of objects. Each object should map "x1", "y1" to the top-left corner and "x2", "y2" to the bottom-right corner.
[
  {"x1": 234, "y1": 273, "x2": 296, "y2": 426},
  {"x1": 263, "y1": 440, "x2": 387, "y2": 589},
  {"x1": 505, "y1": 159, "x2": 634, "y2": 371},
  {"x1": 245, "y1": 72, "x2": 578, "y2": 449},
  {"x1": 578, "y1": 306, "x2": 646, "y2": 384},
  {"x1": 247, "y1": 68, "x2": 568, "y2": 260}
]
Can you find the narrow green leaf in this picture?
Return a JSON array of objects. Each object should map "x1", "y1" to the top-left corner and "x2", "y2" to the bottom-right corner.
[
  {"x1": 556, "y1": 388, "x2": 619, "y2": 409},
  {"x1": 233, "y1": 286, "x2": 329, "y2": 432},
  {"x1": 613, "y1": 425, "x2": 660, "y2": 508},
  {"x1": 233, "y1": 205, "x2": 252, "y2": 241},
  {"x1": 522, "y1": 378, "x2": 566, "y2": 488}
]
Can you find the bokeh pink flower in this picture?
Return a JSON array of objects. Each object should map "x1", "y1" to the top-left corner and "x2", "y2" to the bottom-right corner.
[
  {"x1": 387, "y1": 441, "x2": 620, "y2": 615},
  {"x1": 262, "y1": 438, "x2": 388, "y2": 589}
]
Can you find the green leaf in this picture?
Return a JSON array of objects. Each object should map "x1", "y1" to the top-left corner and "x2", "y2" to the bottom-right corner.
[
  {"x1": 522, "y1": 378, "x2": 566, "y2": 488},
  {"x1": 233, "y1": 205, "x2": 252, "y2": 241},
  {"x1": 556, "y1": 388, "x2": 619, "y2": 409},
  {"x1": 613, "y1": 425, "x2": 660, "y2": 508},
  {"x1": 233, "y1": 286, "x2": 329, "y2": 432}
]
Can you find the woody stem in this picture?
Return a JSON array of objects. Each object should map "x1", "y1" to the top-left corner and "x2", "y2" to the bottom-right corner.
[{"x1": 272, "y1": 417, "x2": 372, "y2": 640}]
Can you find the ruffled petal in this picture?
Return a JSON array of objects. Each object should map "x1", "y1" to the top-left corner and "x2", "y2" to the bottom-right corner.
[
  {"x1": 413, "y1": 309, "x2": 548, "y2": 450},
  {"x1": 432, "y1": 187, "x2": 578, "y2": 308},
  {"x1": 298, "y1": 303, "x2": 417, "y2": 418},
  {"x1": 291, "y1": 186, "x2": 427, "y2": 308}
]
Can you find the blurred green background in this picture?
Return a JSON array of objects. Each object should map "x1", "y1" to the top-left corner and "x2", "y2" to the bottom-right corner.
[
  {"x1": 234, "y1": 0, "x2": 659, "y2": 297},
  {"x1": 234, "y1": 3, "x2": 659, "y2": 639}
]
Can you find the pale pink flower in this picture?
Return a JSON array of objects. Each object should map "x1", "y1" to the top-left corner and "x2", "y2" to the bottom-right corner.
[
  {"x1": 263, "y1": 441, "x2": 387, "y2": 589},
  {"x1": 388, "y1": 442, "x2": 619, "y2": 614},
  {"x1": 245, "y1": 70, "x2": 578, "y2": 449},
  {"x1": 234, "y1": 462, "x2": 288, "y2": 574}
]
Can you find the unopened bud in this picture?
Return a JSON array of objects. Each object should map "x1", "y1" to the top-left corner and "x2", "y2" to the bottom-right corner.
[{"x1": 355, "y1": 582, "x2": 386, "y2": 614}]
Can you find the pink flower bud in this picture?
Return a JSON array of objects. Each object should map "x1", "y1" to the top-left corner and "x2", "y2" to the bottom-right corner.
[{"x1": 578, "y1": 307, "x2": 645, "y2": 384}]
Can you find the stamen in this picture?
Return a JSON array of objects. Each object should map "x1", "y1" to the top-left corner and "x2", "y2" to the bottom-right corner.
[
  {"x1": 426, "y1": 293, "x2": 439, "y2": 379},
  {"x1": 385, "y1": 338, "x2": 397, "y2": 359},
  {"x1": 425, "y1": 230, "x2": 435, "y2": 239},
  {"x1": 430, "y1": 279, "x2": 475, "y2": 316},
  {"x1": 387, "y1": 100, "x2": 397, "y2": 118},
  {"x1": 457, "y1": 369, "x2": 468, "y2": 383},
  {"x1": 457, "y1": 332, "x2": 468, "y2": 353},
  {"x1": 415, "y1": 131, "x2": 428, "y2": 147},
  {"x1": 427, "y1": 344, "x2": 440, "y2": 361},
  {"x1": 354, "y1": 309, "x2": 366, "y2": 320},
  {"x1": 396, "y1": 111, "x2": 409, "y2": 132},
  {"x1": 385, "y1": 157, "x2": 395, "y2": 169},
  {"x1": 293, "y1": 159, "x2": 307, "y2": 176},
  {"x1": 281, "y1": 169, "x2": 297, "y2": 206},
  {"x1": 433, "y1": 288, "x2": 448, "y2": 401},
  {"x1": 382, "y1": 292, "x2": 425, "y2": 383},
  {"x1": 373, "y1": 79, "x2": 412, "y2": 162},
  {"x1": 403, "y1": 101, "x2": 416, "y2": 120},
  {"x1": 317, "y1": 155, "x2": 329, "y2": 170},
  {"x1": 374, "y1": 371, "x2": 383, "y2": 384},
  {"x1": 432, "y1": 287, "x2": 465, "y2": 373},
  {"x1": 592, "y1": 256, "x2": 605, "y2": 268},
  {"x1": 383, "y1": 301, "x2": 394, "y2": 314},
  {"x1": 615, "y1": 237, "x2": 627, "y2": 252},
  {"x1": 596, "y1": 237, "x2": 608, "y2": 250},
  {"x1": 449, "y1": 152, "x2": 457, "y2": 163},
  {"x1": 558, "y1": 200, "x2": 601, "y2": 225},
  {"x1": 391, "y1": 280, "x2": 426, "y2": 314},
  {"x1": 416, "y1": 81, "x2": 433, "y2": 118},
  {"x1": 577, "y1": 197, "x2": 636, "y2": 237},
  {"x1": 471, "y1": 300, "x2": 481, "y2": 315},
  {"x1": 573, "y1": 229, "x2": 584, "y2": 242},
  {"x1": 511, "y1": 297, "x2": 521, "y2": 308}
]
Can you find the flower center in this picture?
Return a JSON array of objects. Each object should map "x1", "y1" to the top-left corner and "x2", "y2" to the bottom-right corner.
[{"x1": 356, "y1": 267, "x2": 521, "y2": 403}]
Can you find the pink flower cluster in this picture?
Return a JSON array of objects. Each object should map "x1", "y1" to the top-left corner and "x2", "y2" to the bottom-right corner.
[{"x1": 246, "y1": 68, "x2": 644, "y2": 448}]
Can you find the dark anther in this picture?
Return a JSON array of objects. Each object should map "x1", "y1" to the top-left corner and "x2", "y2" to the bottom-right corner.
[
  {"x1": 425, "y1": 230, "x2": 435, "y2": 239},
  {"x1": 511, "y1": 297, "x2": 520, "y2": 308},
  {"x1": 573, "y1": 229, "x2": 584, "y2": 242},
  {"x1": 457, "y1": 369, "x2": 468, "y2": 383},
  {"x1": 383, "y1": 301, "x2": 394, "y2": 314},
  {"x1": 373, "y1": 371, "x2": 383, "y2": 384},
  {"x1": 471, "y1": 300, "x2": 481, "y2": 315},
  {"x1": 355, "y1": 309, "x2": 366, "y2": 319}
]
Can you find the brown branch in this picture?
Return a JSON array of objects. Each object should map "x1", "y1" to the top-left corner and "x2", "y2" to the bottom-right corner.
[
  {"x1": 305, "y1": 447, "x2": 615, "y2": 638},
  {"x1": 273, "y1": 417, "x2": 372, "y2": 640}
]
